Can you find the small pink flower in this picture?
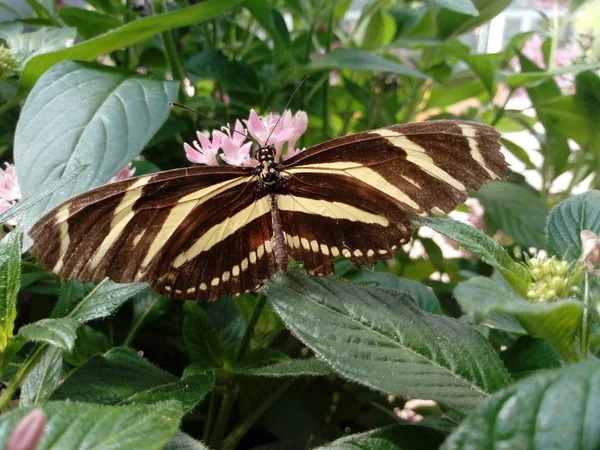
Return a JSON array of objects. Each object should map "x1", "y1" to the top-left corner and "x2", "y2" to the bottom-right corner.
[
  {"x1": 0, "y1": 163, "x2": 21, "y2": 202},
  {"x1": 108, "y1": 162, "x2": 136, "y2": 183},
  {"x1": 8, "y1": 408, "x2": 45, "y2": 450},
  {"x1": 215, "y1": 90, "x2": 231, "y2": 106},
  {"x1": 184, "y1": 131, "x2": 220, "y2": 166},
  {"x1": 245, "y1": 109, "x2": 306, "y2": 161},
  {"x1": 215, "y1": 120, "x2": 255, "y2": 167},
  {"x1": 0, "y1": 163, "x2": 21, "y2": 226}
]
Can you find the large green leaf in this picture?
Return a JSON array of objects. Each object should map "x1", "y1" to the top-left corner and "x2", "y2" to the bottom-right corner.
[
  {"x1": 432, "y1": 0, "x2": 478, "y2": 16},
  {"x1": 546, "y1": 190, "x2": 600, "y2": 262},
  {"x1": 474, "y1": 181, "x2": 548, "y2": 249},
  {"x1": 345, "y1": 270, "x2": 442, "y2": 313},
  {"x1": 186, "y1": 50, "x2": 260, "y2": 93},
  {"x1": 265, "y1": 271, "x2": 510, "y2": 412},
  {"x1": 51, "y1": 347, "x2": 213, "y2": 413},
  {"x1": 6, "y1": 27, "x2": 77, "y2": 69},
  {"x1": 20, "y1": 346, "x2": 62, "y2": 407},
  {"x1": 502, "y1": 63, "x2": 600, "y2": 89},
  {"x1": 14, "y1": 61, "x2": 177, "y2": 230},
  {"x1": 66, "y1": 281, "x2": 148, "y2": 324},
  {"x1": 18, "y1": 318, "x2": 79, "y2": 351},
  {"x1": 309, "y1": 49, "x2": 427, "y2": 78},
  {"x1": 165, "y1": 433, "x2": 210, "y2": 450},
  {"x1": 442, "y1": 361, "x2": 600, "y2": 450},
  {"x1": 0, "y1": 229, "x2": 22, "y2": 363},
  {"x1": 0, "y1": 401, "x2": 183, "y2": 450},
  {"x1": 233, "y1": 357, "x2": 332, "y2": 377},
  {"x1": 425, "y1": 217, "x2": 530, "y2": 295},
  {"x1": 183, "y1": 302, "x2": 225, "y2": 370},
  {"x1": 315, "y1": 424, "x2": 446, "y2": 449},
  {"x1": 16, "y1": 0, "x2": 243, "y2": 93},
  {"x1": 437, "y1": 0, "x2": 511, "y2": 39},
  {"x1": 455, "y1": 276, "x2": 583, "y2": 363},
  {"x1": 59, "y1": 8, "x2": 121, "y2": 39}
]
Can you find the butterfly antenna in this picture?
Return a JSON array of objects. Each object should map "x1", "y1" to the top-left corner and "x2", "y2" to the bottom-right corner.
[
  {"x1": 169, "y1": 102, "x2": 249, "y2": 140},
  {"x1": 263, "y1": 76, "x2": 310, "y2": 147}
]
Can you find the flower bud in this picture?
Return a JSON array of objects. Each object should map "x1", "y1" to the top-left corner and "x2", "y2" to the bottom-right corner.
[{"x1": 0, "y1": 46, "x2": 19, "y2": 75}]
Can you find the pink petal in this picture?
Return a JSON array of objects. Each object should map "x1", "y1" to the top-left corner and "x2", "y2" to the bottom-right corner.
[
  {"x1": 246, "y1": 109, "x2": 268, "y2": 144},
  {"x1": 8, "y1": 408, "x2": 45, "y2": 450},
  {"x1": 196, "y1": 131, "x2": 213, "y2": 151}
]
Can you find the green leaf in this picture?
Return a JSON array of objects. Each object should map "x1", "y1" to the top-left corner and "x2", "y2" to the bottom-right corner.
[
  {"x1": 69, "y1": 281, "x2": 148, "y2": 323},
  {"x1": 345, "y1": 270, "x2": 442, "y2": 313},
  {"x1": 501, "y1": 337, "x2": 561, "y2": 379},
  {"x1": 437, "y1": 0, "x2": 511, "y2": 39},
  {"x1": 18, "y1": 318, "x2": 79, "y2": 351},
  {"x1": 502, "y1": 63, "x2": 600, "y2": 89},
  {"x1": 442, "y1": 361, "x2": 600, "y2": 450},
  {"x1": 426, "y1": 77, "x2": 485, "y2": 109},
  {"x1": 183, "y1": 302, "x2": 224, "y2": 370},
  {"x1": 63, "y1": 325, "x2": 110, "y2": 367},
  {"x1": 59, "y1": 7, "x2": 121, "y2": 39},
  {"x1": 6, "y1": 27, "x2": 77, "y2": 69},
  {"x1": 0, "y1": 228, "x2": 21, "y2": 360},
  {"x1": 309, "y1": 49, "x2": 428, "y2": 78},
  {"x1": 206, "y1": 299, "x2": 246, "y2": 359},
  {"x1": 186, "y1": 50, "x2": 260, "y2": 93},
  {"x1": 546, "y1": 190, "x2": 600, "y2": 262},
  {"x1": 16, "y1": 0, "x2": 244, "y2": 93},
  {"x1": 500, "y1": 138, "x2": 535, "y2": 170},
  {"x1": 265, "y1": 271, "x2": 510, "y2": 412},
  {"x1": 463, "y1": 53, "x2": 495, "y2": 96},
  {"x1": 0, "y1": 400, "x2": 183, "y2": 450},
  {"x1": 234, "y1": 358, "x2": 333, "y2": 377},
  {"x1": 315, "y1": 424, "x2": 446, "y2": 449},
  {"x1": 425, "y1": 217, "x2": 530, "y2": 295},
  {"x1": 432, "y1": 0, "x2": 478, "y2": 15},
  {"x1": 474, "y1": 181, "x2": 548, "y2": 249},
  {"x1": 455, "y1": 276, "x2": 583, "y2": 363},
  {"x1": 20, "y1": 346, "x2": 62, "y2": 407},
  {"x1": 165, "y1": 433, "x2": 210, "y2": 450},
  {"x1": 14, "y1": 61, "x2": 177, "y2": 229},
  {"x1": 356, "y1": 8, "x2": 397, "y2": 49},
  {"x1": 52, "y1": 347, "x2": 213, "y2": 412}
]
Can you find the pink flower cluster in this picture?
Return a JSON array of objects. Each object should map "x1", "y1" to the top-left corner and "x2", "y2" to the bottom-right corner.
[
  {"x1": 184, "y1": 109, "x2": 308, "y2": 167},
  {"x1": 0, "y1": 163, "x2": 21, "y2": 226}
]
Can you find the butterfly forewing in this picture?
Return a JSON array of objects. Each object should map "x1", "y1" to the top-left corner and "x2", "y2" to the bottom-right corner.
[{"x1": 30, "y1": 120, "x2": 506, "y2": 301}]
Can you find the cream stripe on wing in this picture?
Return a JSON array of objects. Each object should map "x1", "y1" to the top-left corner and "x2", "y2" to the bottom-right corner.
[
  {"x1": 457, "y1": 124, "x2": 497, "y2": 178},
  {"x1": 172, "y1": 197, "x2": 271, "y2": 269},
  {"x1": 287, "y1": 163, "x2": 420, "y2": 211},
  {"x1": 277, "y1": 196, "x2": 389, "y2": 226},
  {"x1": 138, "y1": 175, "x2": 253, "y2": 271},
  {"x1": 371, "y1": 130, "x2": 466, "y2": 191}
]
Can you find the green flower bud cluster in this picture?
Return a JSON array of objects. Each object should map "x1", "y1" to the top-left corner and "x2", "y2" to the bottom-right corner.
[
  {"x1": 0, "y1": 46, "x2": 19, "y2": 76},
  {"x1": 526, "y1": 256, "x2": 582, "y2": 303}
]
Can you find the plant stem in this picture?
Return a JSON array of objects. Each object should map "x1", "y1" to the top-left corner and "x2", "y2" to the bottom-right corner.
[
  {"x1": 152, "y1": 0, "x2": 186, "y2": 102},
  {"x1": 203, "y1": 391, "x2": 218, "y2": 442},
  {"x1": 490, "y1": 88, "x2": 514, "y2": 126},
  {"x1": 580, "y1": 271, "x2": 590, "y2": 361},
  {"x1": 235, "y1": 294, "x2": 267, "y2": 363},
  {"x1": 0, "y1": 344, "x2": 45, "y2": 412},
  {"x1": 209, "y1": 381, "x2": 239, "y2": 449},
  {"x1": 222, "y1": 378, "x2": 294, "y2": 450}
]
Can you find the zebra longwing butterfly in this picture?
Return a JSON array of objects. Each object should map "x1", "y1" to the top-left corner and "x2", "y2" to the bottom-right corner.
[{"x1": 30, "y1": 120, "x2": 507, "y2": 302}]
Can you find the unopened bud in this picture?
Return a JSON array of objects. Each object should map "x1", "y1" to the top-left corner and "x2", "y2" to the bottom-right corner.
[
  {"x1": 8, "y1": 408, "x2": 45, "y2": 450},
  {"x1": 0, "y1": 46, "x2": 19, "y2": 75},
  {"x1": 581, "y1": 230, "x2": 600, "y2": 274}
]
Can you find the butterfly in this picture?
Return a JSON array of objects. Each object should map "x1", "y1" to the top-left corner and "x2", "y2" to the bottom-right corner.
[{"x1": 30, "y1": 120, "x2": 506, "y2": 301}]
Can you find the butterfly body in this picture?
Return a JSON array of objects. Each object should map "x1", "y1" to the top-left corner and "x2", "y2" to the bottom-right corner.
[{"x1": 30, "y1": 120, "x2": 507, "y2": 302}]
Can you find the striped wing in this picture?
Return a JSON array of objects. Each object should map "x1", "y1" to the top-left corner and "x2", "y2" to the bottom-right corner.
[
  {"x1": 30, "y1": 166, "x2": 275, "y2": 302},
  {"x1": 280, "y1": 120, "x2": 507, "y2": 274}
]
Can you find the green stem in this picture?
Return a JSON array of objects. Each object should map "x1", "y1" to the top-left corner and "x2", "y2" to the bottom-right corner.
[
  {"x1": 235, "y1": 294, "x2": 267, "y2": 363},
  {"x1": 222, "y1": 378, "x2": 294, "y2": 450},
  {"x1": 203, "y1": 391, "x2": 218, "y2": 442},
  {"x1": 547, "y1": 2, "x2": 560, "y2": 71},
  {"x1": 0, "y1": 344, "x2": 45, "y2": 412},
  {"x1": 209, "y1": 381, "x2": 239, "y2": 449},
  {"x1": 580, "y1": 271, "x2": 590, "y2": 362},
  {"x1": 152, "y1": 0, "x2": 186, "y2": 102},
  {"x1": 490, "y1": 89, "x2": 514, "y2": 126}
]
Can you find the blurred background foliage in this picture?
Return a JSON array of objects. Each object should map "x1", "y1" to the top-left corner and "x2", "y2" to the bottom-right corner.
[{"x1": 1, "y1": 0, "x2": 600, "y2": 447}]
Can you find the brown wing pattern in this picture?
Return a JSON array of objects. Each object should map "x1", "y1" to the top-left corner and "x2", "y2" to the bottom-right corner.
[
  {"x1": 29, "y1": 166, "x2": 275, "y2": 301},
  {"x1": 279, "y1": 120, "x2": 506, "y2": 273}
]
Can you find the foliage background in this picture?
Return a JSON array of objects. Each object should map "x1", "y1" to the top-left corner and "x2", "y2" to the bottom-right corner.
[{"x1": 0, "y1": 0, "x2": 599, "y2": 449}]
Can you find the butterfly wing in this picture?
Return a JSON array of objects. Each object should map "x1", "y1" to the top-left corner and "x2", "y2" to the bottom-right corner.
[
  {"x1": 279, "y1": 120, "x2": 506, "y2": 274},
  {"x1": 30, "y1": 166, "x2": 275, "y2": 301}
]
